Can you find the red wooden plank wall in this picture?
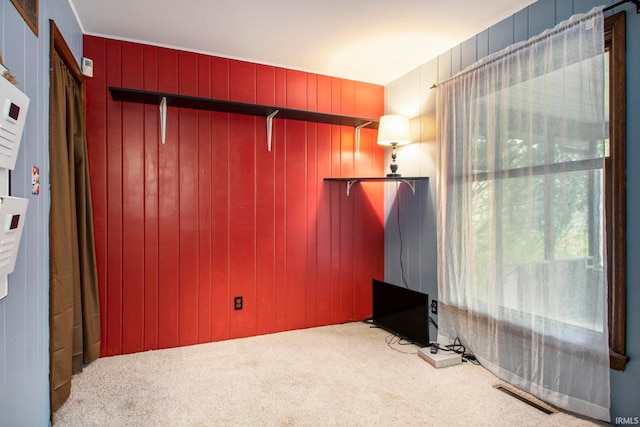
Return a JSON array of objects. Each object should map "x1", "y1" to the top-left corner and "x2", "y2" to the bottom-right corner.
[{"x1": 84, "y1": 36, "x2": 386, "y2": 356}]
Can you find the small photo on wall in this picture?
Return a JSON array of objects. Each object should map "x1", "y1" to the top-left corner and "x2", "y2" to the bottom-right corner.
[{"x1": 32, "y1": 165, "x2": 40, "y2": 195}]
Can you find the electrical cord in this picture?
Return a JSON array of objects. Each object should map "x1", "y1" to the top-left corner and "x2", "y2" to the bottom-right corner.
[
  {"x1": 428, "y1": 316, "x2": 438, "y2": 329},
  {"x1": 385, "y1": 334, "x2": 418, "y2": 354},
  {"x1": 433, "y1": 337, "x2": 480, "y2": 365},
  {"x1": 396, "y1": 183, "x2": 409, "y2": 288},
  {"x1": 367, "y1": 321, "x2": 420, "y2": 354}
]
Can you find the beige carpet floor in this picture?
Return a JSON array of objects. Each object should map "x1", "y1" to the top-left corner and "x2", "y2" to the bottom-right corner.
[{"x1": 53, "y1": 322, "x2": 606, "y2": 426}]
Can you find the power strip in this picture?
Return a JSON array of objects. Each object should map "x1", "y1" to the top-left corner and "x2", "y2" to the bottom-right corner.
[{"x1": 418, "y1": 347, "x2": 462, "y2": 368}]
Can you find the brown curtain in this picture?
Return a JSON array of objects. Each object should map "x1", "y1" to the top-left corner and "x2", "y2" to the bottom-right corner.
[{"x1": 49, "y1": 50, "x2": 101, "y2": 413}]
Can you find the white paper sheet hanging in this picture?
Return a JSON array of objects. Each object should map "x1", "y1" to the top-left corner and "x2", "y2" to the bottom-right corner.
[
  {"x1": 0, "y1": 196, "x2": 28, "y2": 279},
  {"x1": 0, "y1": 76, "x2": 30, "y2": 170}
]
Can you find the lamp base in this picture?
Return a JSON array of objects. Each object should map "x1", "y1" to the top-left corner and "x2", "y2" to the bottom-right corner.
[{"x1": 386, "y1": 173, "x2": 402, "y2": 177}]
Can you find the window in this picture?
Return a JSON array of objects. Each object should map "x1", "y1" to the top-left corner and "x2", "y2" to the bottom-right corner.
[
  {"x1": 436, "y1": 9, "x2": 622, "y2": 419},
  {"x1": 457, "y1": 11, "x2": 627, "y2": 371},
  {"x1": 465, "y1": 11, "x2": 628, "y2": 370},
  {"x1": 467, "y1": 63, "x2": 609, "y2": 341}
]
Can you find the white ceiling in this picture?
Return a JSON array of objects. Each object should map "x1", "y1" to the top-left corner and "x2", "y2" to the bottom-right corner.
[{"x1": 69, "y1": 0, "x2": 537, "y2": 86}]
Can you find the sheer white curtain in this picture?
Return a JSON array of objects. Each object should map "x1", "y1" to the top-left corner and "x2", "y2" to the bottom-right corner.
[{"x1": 436, "y1": 7, "x2": 609, "y2": 421}]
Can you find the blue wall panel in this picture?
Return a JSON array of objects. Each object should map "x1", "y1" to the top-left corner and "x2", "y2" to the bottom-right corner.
[
  {"x1": 514, "y1": 9, "x2": 529, "y2": 43},
  {"x1": 0, "y1": 0, "x2": 82, "y2": 425},
  {"x1": 460, "y1": 37, "x2": 477, "y2": 71},
  {"x1": 450, "y1": 44, "x2": 462, "y2": 76},
  {"x1": 437, "y1": 49, "x2": 452, "y2": 82},
  {"x1": 488, "y1": 16, "x2": 514, "y2": 55},
  {"x1": 528, "y1": 0, "x2": 557, "y2": 36},
  {"x1": 477, "y1": 29, "x2": 490, "y2": 60},
  {"x1": 556, "y1": 0, "x2": 575, "y2": 21}
]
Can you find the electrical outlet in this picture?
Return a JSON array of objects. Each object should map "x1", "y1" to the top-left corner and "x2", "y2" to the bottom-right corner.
[
  {"x1": 234, "y1": 296, "x2": 243, "y2": 310},
  {"x1": 431, "y1": 299, "x2": 438, "y2": 315}
]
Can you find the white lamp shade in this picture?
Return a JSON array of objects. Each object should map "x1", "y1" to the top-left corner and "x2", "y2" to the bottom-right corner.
[{"x1": 376, "y1": 114, "x2": 411, "y2": 146}]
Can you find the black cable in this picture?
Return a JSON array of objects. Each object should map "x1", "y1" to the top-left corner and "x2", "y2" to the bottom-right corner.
[
  {"x1": 428, "y1": 316, "x2": 438, "y2": 329},
  {"x1": 440, "y1": 337, "x2": 480, "y2": 365},
  {"x1": 384, "y1": 334, "x2": 418, "y2": 354},
  {"x1": 396, "y1": 184, "x2": 409, "y2": 288}
]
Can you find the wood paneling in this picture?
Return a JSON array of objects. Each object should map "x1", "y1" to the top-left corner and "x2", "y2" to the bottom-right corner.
[
  {"x1": 84, "y1": 36, "x2": 385, "y2": 355},
  {"x1": 121, "y1": 42, "x2": 145, "y2": 354},
  {"x1": 196, "y1": 54, "x2": 212, "y2": 343},
  {"x1": 156, "y1": 47, "x2": 180, "y2": 349},
  {"x1": 178, "y1": 51, "x2": 200, "y2": 346},
  {"x1": 143, "y1": 44, "x2": 160, "y2": 350},
  {"x1": 105, "y1": 38, "x2": 123, "y2": 355}
]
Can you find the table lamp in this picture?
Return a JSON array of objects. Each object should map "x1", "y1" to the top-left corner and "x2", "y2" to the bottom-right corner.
[{"x1": 377, "y1": 114, "x2": 411, "y2": 177}]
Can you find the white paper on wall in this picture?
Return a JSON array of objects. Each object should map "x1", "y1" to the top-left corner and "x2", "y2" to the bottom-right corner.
[
  {"x1": 0, "y1": 196, "x2": 28, "y2": 279},
  {"x1": 0, "y1": 76, "x2": 30, "y2": 171}
]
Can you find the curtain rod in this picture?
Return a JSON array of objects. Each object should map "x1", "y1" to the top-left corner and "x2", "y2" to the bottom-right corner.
[
  {"x1": 604, "y1": 0, "x2": 640, "y2": 13},
  {"x1": 431, "y1": 8, "x2": 603, "y2": 90},
  {"x1": 429, "y1": 3, "x2": 633, "y2": 90}
]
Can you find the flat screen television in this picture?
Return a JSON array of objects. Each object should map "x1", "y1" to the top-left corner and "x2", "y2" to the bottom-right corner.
[{"x1": 372, "y1": 279, "x2": 429, "y2": 347}]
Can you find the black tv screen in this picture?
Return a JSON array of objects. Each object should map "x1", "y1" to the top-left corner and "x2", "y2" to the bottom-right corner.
[{"x1": 372, "y1": 279, "x2": 429, "y2": 347}]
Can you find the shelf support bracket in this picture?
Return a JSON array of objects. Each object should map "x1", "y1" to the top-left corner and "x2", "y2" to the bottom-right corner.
[
  {"x1": 266, "y1": 110, "x2": 279, "y2": 151},
  {"x1": 345, "y1": 180, "x2": 359, "y2": 196},
  {"x1": 398, "y1": 179, "x2": 417, "y2": 196},
  {"x1": 354, "y1": 122, "x2": 372, "y2": 157},
  {"x1": 343, "y1": 179, "x2": 416, "y2": 197},
  {"x1": 159, "y1": 97, "x2": 167, "y2": 144}
]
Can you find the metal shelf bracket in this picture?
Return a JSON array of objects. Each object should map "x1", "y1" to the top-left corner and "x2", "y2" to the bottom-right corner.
[
  {"x1": 355, "y1": 121, "x2": 372, "y2": 157},
  {"x1": 340, "y1": 178, "x2": 418, "y2": 196},
  {"x1": 346, "y1": 180, "x2": 358, "y2": 196},
  {"x1": 160, "y1": 97, "x2": 167, "y2": 144},
  {"x1": 266, "y1": 110, "x2": 279, "y2": 151},
  {"x1": 398, "y1": 179, "x2": 417, "y2": 196}
]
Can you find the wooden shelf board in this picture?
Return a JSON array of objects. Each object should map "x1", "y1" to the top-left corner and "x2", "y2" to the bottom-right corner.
[{"x1": 109, "y1": 87, "x2": 379, "y2": 129}]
